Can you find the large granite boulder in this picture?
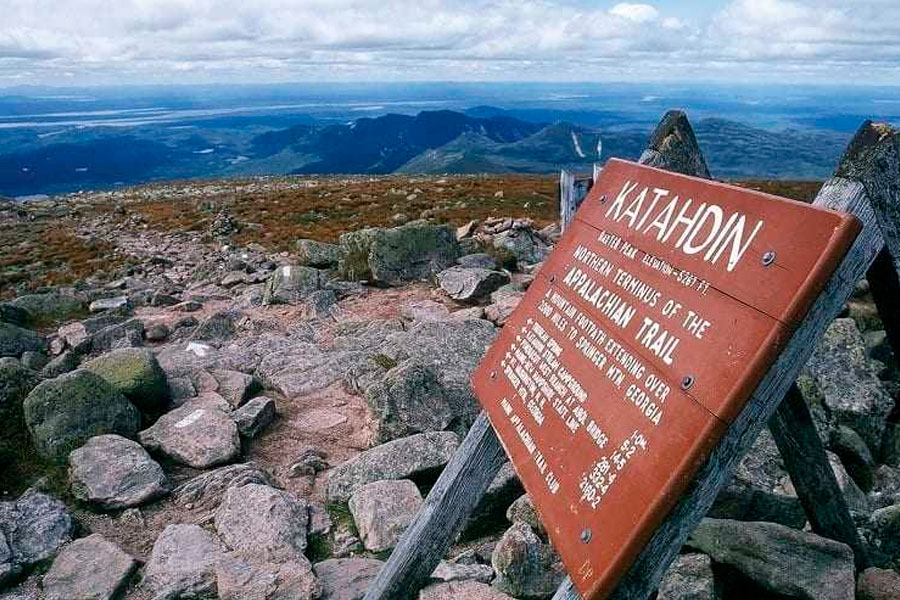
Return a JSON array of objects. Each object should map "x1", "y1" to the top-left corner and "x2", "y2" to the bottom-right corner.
[
  {"x1": 42, "y1": 534, "x2": 137, "y2": 600},
  {"x1": 348, "y1": 479, "x2": 423, "y2": 552},
  {"x1": 0, "y1": 322, "x2": 44, "y2": 358},
  {"x1": 805, "y1": 318, "x2": 894, "y2": 453},
  {"x1": 491, "y1": 522, "x2": 564, "y2": 599},
  {"x1": 376, "y1": 319, "x2": 497, "y2": 433},
  {"x1": 23, "y1": 369, "x2": 140, "y2": 462},
  {"x1": 263, "y1": 265, "x2": 325, "y2": 305},
  {"x1": 339, "y1": 221, "x2": 459, "y2": 286},
  {"x1": 9, "y1": 292, "x2": 85, "y2": 324},
  {"x1": 0, "y1": 303, "x2": 31, "y2": 327},
  {"x1": 138, "y1": 398, "x2": 240, "y2": 469},
  {"x1": 143, "y1": 524, "x2": 224, "y2": 599},
  {"x1": 326, "y1": 431, "x2": 460, "y2": 503},
  {"x1": 687, "y1": 518, "x2": 855, "y2": 600},
  {"x1": 296, "y1": 239, "x2": 342, "y2": 268},
  {"x1": 0, "y1": 490, "x2": 75, "y2": 586},
  {"x1": 83, "y1": 348, "x2": 169, "y2": 418},
  {"x1": 215, "y1": 484, "x2": 309, "y2": 562},
  {"x1": 0, "y1": 358, "x2": 40, "y2": 455},
  {"x1": 365, "y1": 361, "x2": 455, "y2": 443},
  {"x1": 68, "y1": 434, "x2": 169, "y2": 510}
]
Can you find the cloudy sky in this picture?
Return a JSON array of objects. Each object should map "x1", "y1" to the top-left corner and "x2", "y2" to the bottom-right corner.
[{"x1": 2, "y1": 0, "x2": 899, "y2": 87}]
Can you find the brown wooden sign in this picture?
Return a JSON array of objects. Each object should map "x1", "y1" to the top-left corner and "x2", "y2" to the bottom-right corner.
[{"x1": 472, "y1": 158, "x2": 861, "y2": 600}]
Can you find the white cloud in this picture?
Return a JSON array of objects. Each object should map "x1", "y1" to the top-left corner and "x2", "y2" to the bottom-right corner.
[
  {"x1": 609, "y1": 3, "x2": 660, "y2": 23},
  {"x1": 0, "y1": 0, "x2": 897, "y2": 85}
]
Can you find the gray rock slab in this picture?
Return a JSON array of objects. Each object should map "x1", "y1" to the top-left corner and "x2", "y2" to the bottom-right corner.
[
  {"x1": 138, "y1": 399, "x2": 240, "y2": 469},
  {"x1": 215, "y1": 484, "x2": 309, "y2": 562},
  {"x1": 688, "y1": 518, "x2": 855, "y2": 600},
  {"x1": 326, "y1": 431, "x2": 459, "y2": 503},
  {"x1": 42, "y1": 534, "x2": 137, "y2": 600},
  {"x1": 313, "y1": 558, "x2": 384, "y2": 600},
  {"x1": 143, "y1": 524, "x2": 224, "y2": 600},
  {"x1": 68, "y1": 434, "x2": 169, "y2": 510}
]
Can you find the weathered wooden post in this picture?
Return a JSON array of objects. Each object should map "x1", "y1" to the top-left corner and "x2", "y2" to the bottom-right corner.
[
  {"x1": 849, "y1": 123, "x2": 900, "y2": 364},
  {"x1": 559, "y1": 169, "x2": 597, "y2": 232}
]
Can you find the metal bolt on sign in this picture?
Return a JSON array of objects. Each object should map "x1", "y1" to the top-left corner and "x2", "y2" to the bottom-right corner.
[{"x1": 762, "y1": 251, "x2": 777, "y2": 266}]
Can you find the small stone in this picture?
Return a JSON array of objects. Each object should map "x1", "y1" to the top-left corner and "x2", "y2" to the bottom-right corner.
[
  {"x1": 506, "y1": 494, "x2": 544, "y2": 537},
  {"x1": 145, "y1": 323, "x2": 170, "y2": 342},
  {"x1": 348, "y1": 479, "x2": 423, "y2": 552},
  {"x1": 150, "y1": 292, "x2": 180, "y2": 307},
  {"x1": 211, "y1": 369, "x2": 256, "y2": 409},
  {"x1": 437, "y1": 267, "x2": 510, "y2": 302},
  {"x1": 43, "y1": 534, "x2": 137, "y2": 600},
  {"x1": 430, "y1": 560, "x2": 493, "y2": 584},
  {"x1": 233, "y1": 396, "x2": 277, "y2": 438},
  {"x1": 88, "y1": 296, "x2": 132, "y2": 314},
  {"x1": 173, "y1": 300, "x2": 203, "y2": 312},
  {"x1": 68, "y1": 434, "x2": 169, "y2": 510},
  {"x1": 491, "y1": 522, "x2": 564, "y2": 599}
]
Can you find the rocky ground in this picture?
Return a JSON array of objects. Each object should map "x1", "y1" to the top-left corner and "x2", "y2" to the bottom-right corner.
[{"x1": 0, "y1": 178, "x2": 898, "y2": 600}]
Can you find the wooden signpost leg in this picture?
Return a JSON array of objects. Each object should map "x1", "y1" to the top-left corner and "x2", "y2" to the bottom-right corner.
[
  {"x1": 867, "y1": 249, "x2": 900, "y2": 364},
  {"x1": 362, "y1": 412, "x2": 508, "y2": 600},
  {"x1": 851, "y1": 123, "x2": 900, "y2": 362},
  {"x1": 550, "y1": 120, "x2": 893, "y2": 600},
  {"x1": 769, "y1": 384, "x2": 870, "y2": 569}
]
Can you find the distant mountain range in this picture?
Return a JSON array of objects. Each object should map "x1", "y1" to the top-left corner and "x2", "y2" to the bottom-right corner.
[{"x1": 0, "y1": 107, "x2": 852, "y2": 197}]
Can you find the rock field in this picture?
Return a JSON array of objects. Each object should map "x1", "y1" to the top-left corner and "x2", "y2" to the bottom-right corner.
[{"x1": 0, "y1": 183, "x2": 899, "y2": 600}]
